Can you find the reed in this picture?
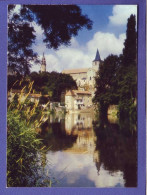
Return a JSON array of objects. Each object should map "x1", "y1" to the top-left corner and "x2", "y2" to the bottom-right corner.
[{"x1": 7, "y1": 81, "x2": 52, "y2": 187}]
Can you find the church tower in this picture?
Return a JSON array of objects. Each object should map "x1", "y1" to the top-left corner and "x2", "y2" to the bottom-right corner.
[
  {"x1": 92, "y1": 49, "x2": 101, "y2": 72},
  {"x1": 40, "y1": 53, "x2": 46, "y2": 73}
]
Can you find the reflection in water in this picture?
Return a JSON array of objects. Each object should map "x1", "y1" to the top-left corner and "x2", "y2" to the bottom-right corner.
[
  {"x1": 93, "y1": 117, "x2": 137, "y2": 187},
  {"x1": 39, "y1": 112, "x2": 137, "y2": 187}
]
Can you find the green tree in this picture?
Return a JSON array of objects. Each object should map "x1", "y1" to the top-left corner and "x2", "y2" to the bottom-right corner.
[
  {"x1": 29, "y1": 71, "x2": 77, "y2": 102},
  {"x1": 122, "y1": 14, "x2": 137, "y2": 66},
  {"x1": 8, "y1": 5, "x2": 93, "y2": 75},
  {"x1": 8, "y1": 5, "x2": 39, "y2": 75},
  {"x1": 93, "y1": 55, "x2": 120, "y2": 115},
  {"x1": 118, "y1": 14, "x2": 137, "y2": 119},
  {"x1": 93, "y1": 15, "x2": 137, "y2": 120},
  {"x1": 27, "y1": 5, "x2": 93, "y2": 49}
]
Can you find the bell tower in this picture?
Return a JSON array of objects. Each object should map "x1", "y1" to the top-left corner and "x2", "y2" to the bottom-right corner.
[
  {"x1": 40, "y1": 53, "x2": 46, "y2": 73},
  {"x1": 92, "y1": 49, "x2": 101, "y2": 72}
]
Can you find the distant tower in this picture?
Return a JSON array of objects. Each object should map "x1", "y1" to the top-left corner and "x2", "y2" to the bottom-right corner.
[
  {"x1": 40, "y1": 53, "x2": 46, "y2": 73},
  {"x1": 92, "y1": 49, "x2": 101, "y2": 72}
]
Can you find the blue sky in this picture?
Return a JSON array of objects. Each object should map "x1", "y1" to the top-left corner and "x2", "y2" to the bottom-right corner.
[
  {"x1": 77, "y1": 5, "x2": 114, "y2": 44},
  {"x1": 30, "y1": 5, "x2": 137, "y2": 72}
]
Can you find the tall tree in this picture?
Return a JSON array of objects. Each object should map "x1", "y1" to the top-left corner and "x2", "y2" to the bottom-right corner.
[
  {"x1": 122, "y1": 14, "x2": 137, "y2": 66},
  {"x1": 8, "y1": 5, "x2": 93, "y2": 75},
  {"x1": 118, "y1": 14, "x2": 137, "y2": 119},
  {"x1": 93, "y1": 14, "x2": 137, "y2": 120}
]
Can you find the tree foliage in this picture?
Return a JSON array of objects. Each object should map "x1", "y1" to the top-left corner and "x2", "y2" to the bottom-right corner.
[
  {"x1": 93, "y1": 55, "x2": 120, "y2": 115},
  {"x1": 122, "y1": 15, "x2": 137, "y2": 66},
  {"x1": 30, "y1": 71, "x2": 77, "y2": 102},
  {"x1": 118, "y1": 15, "x2": 137, "y2": 119},
  {"x1": 8, "y1": 5, "x2": 93, "y2": 75},
  {"x1": 27, "y1": 5, "x2": 93, "y2": 49},
  {"x1": 94, "y1": 14, "x2": 137, "y2": 120},
  {"x1": 8, "y1": 5, "x2": 39, "y2": 75},
  {"x1": 8, "y1": 71, "x2": 77, "y2": 102}
]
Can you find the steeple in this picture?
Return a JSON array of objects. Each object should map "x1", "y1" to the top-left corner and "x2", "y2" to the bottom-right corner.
[
  {"x1": 40, "y1": 53, "x2": 46, "y2": 72},
  {"x1": 93, "y1": 49, "x2": 101, "y2": 62},
  {"x1": 92, "y1": 49, "x2": 101, "y2": 72}
]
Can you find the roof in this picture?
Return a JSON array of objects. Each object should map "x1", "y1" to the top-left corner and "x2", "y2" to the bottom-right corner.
[
  {"x1": 93, "y1": 49, "x2": 101, "y2": 61},
  {"x1": 66, "y1": 90, "x2": 91, "y2": 96},
  {"x1": 65, "y1": 90, "x2": 76, "y2": 96},
  {"x1": 74, "y1": 90, "x2": 91, "y2": 95},
  {"x1": 10, "y1": 89, "x2": 49, "y2": 98},
  {"x1": 62, "y1": 68, "x2": 89, "y2": 74}
]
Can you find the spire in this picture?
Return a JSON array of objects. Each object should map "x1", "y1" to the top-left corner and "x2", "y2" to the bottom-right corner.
[
  {"x1": 93, "y1": 49, "x2": 101, "y2": 61},
  {"x1": 41, "y1": 53, "x2": 46, "y2": 72},
  {"x1": 42, "y1": 52, "x2": 46, "y2": 65}
]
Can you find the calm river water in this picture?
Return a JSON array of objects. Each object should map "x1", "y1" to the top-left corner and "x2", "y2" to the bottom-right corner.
[{"x1": 39, "y1": 112, "x2": 137, "y2": 187}]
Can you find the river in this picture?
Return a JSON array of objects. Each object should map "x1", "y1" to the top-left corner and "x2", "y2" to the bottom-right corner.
[{"x1": 39, "y1": 112, "x2": 137, "y2": 187}]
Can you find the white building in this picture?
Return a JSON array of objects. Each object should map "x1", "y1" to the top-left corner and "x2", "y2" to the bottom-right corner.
[
  {"x1": 65, "y1": 90, "x2": 92, "y2": 111},
  {"x1": 62, "y1": 49, "x2": 101, "y2": 95}
]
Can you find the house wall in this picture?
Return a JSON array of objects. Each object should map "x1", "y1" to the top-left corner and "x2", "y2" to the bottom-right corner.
[
  {"x1": 8, "y1": 91, "x2": 40, "y2": 104},
  {"x1": 69, "y1": 69, "x2": 96, "y2": 89},
  {"x1": 65, "y1": 95, "x2": 75, "y2": 110},
  {"x1": 82, "y1": 94, "x2": 92, "y2": 107},
  {"x1": 65, "y1": 92, "x2": 92, "y2": 111}
]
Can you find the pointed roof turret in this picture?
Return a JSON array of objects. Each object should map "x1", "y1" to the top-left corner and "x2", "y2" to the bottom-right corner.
[
  {"x1": 93, "y1": 49, "x2": 101, "y2": 61},
  {"x1": 42, "y1": 52, "x2": 46, "y2": 65}
]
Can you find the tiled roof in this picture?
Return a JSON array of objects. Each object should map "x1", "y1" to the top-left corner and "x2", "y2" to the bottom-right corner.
[
  {"x1": 62, "y1": 68, "x2": 89, "y2": 74},
  {"x1": 66, "y1": 90, "x2": 91, "y2": 96},
  {"x1": 65, "y1": 90, "x2": 76, "y2": 96}
]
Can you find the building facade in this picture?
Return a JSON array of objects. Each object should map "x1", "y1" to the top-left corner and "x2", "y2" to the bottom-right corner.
[
  {"x1": 62, "y1": 49, "x2": 101, "y2": 95},
  {"x1": 39, "y1": 50, "x2": 101, "y2": 111},
  {"x1": 65, "y1": 90, "x2": 92, "y2": 111},
  {"x1": 8, "y1": 89, "x2": 49, "y2": 104}
]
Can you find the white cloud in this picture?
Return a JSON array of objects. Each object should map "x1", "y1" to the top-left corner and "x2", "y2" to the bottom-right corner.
[
  {"x1": 31, "y1": 31, "x2": 126, "y2": 72},
  {"x1": 34, "y1": 24, "x2": 44, "y2": 40},
  {"x1": 87, "y1": 32, "x2": 126, "y2": 60},
  {"x1": 45, "y1": 54, "x2": 60, "y2": 72},
  {"x1": 109, "y1": 5, "x2": 137, "y2": 26},
  {"x1": 56, "y1": 48, "x2": 91, "y2": 70},
  {"x1": 31, "y1": 54, "x2": 60, "y2": 72}
]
